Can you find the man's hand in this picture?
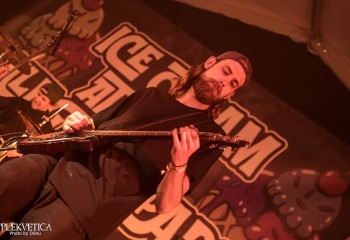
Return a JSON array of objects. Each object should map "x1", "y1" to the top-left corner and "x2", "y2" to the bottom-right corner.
[
  {"x1": 6, "y1": 150, "x2": 23, "y2": 158},
  {"x1": 63, "y1": 111, "x2": 94, "y2": 133},
  {"x1": 156, "y1": 125, "x2": 200, "y2": 214},
  {"x1": 171, "y1": 125, "x2": 200, "y2": 167}
]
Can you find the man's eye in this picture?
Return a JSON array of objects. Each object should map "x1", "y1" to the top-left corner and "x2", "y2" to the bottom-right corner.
[{"x1": 223, "y1": 68, "x2": 230, "y2": 75}]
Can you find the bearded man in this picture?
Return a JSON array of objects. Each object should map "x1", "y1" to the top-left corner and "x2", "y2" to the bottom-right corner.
[{"x1": 0, "y1": 51, "x2": 252, "y2": 240}]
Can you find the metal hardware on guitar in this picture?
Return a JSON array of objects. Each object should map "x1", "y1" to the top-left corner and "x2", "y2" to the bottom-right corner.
[{"x1": 0, "y1": 132, "x2": 29, "y2": 162}]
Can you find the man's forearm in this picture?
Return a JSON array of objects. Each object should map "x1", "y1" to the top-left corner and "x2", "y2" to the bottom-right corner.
[{"x1": 155, "y1": 163, "x2": 189, "y2": 214}]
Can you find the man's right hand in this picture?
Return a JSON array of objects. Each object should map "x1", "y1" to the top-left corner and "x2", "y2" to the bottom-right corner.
[{"x1": 63, "y1": 111, "x2": 94, "y2": 133}]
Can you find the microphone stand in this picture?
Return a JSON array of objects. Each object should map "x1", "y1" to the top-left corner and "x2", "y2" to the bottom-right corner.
[
  {"x1": 51, "y1": 9, "x2": 80, "y2": 55},
  {"x1": 0, "y1": 9, "x2": 79, "y2": 82},
  {"x1": 0, "y1": 36, "x2": 58, "y2": 82}
]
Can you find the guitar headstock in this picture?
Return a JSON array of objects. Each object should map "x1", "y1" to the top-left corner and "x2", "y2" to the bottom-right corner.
[{"x1": 203, "y1": 132, "x2": 250, "y2": 152}]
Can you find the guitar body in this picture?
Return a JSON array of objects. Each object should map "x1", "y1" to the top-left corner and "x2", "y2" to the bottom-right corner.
[{"x1": 17, "y1": 131, "x2": 99, "y2": 154}]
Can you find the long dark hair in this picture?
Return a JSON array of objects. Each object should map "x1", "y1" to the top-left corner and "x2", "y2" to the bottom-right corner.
[{"x1": 168, "y1": 61, "x2": 226, "y2": 119}]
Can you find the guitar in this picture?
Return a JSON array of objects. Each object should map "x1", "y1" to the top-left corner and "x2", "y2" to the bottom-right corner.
[{"x1": 16, "y1": 130, "x2": 250, "y2": 155}]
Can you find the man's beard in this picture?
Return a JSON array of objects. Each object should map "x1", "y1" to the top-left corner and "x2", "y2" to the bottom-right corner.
[{"x1": 193, "y1": 74, "x2": 222, "y2": 105}]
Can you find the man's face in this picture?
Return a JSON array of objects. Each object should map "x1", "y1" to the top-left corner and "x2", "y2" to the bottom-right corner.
[
  {"x1": 193, "y1": 58, "x2": 246, "y2": 105},
  {"x1": 31, "y1": 90, "x2": 51, "y2": 112}
]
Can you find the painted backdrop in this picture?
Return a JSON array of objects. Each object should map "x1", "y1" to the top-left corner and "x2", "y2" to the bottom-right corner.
[{"x1": 0, "y1": 0, "x2": 349, "y2": 239}]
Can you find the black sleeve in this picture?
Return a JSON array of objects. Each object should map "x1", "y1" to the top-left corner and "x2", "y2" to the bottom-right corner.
[
  {"x1": 91, "y1": 97, "x2": 128, "y2": 128},
  {"x1": 185, "y1": 123, "x2": 226, "y2": 194},
  {"x1": 91, "y1": 89, "x2": 150, "y2": 128},
  {"x1": 186, "y1": 144, "x2": 223, "y2": 194}
]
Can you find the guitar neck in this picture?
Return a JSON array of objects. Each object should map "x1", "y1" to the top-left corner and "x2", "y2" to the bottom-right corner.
[
  {"x1": 81, "y1": 130, "x2": 210, "y2": 139},
  {"x1": 17, "y1": 130, "x2": 250, "y2": 155}
]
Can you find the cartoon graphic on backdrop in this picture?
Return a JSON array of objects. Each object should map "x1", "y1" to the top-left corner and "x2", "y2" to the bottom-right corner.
[
  {"x1": 191, "y1": 168, "x2": 349, "y2": 240},
  {"x1": 198, "y1": 171, "x2": 274, "y2": 228},
  {"x1": 267, "y1": 169, "x2": 347, "y2": 239},
  {"x1": 245, "y1": 212, "x2": 298, "y2": 240},
  {"x1": 0, "y1": 0, "x2": 349, "y2": 239}
]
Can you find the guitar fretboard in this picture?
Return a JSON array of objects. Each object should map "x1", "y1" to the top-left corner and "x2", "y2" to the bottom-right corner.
[
  {"x1": 83, "y1": 130, "x2": 175, "y2": 137},
  {"x1": 25, "y1": 130, "x2": 250, "y2": 150}
]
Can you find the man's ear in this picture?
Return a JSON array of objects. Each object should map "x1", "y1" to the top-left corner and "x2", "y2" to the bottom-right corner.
[{"x1": 204, "y1": 56, "x2": 217, "y2": 69}]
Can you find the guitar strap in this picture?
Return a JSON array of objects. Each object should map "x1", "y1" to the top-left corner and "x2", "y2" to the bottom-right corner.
[{"x1": 133, "y1": 111, "x2": 210, "y2": 131}]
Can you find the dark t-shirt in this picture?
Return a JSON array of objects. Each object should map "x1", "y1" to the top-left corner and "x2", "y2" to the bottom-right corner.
[
  {"x1": 0, "y1": 97, "x2": 53, "y2": 136},
  {"x1": 49, "y1": 88, "x2": 225, "y2": 240}
]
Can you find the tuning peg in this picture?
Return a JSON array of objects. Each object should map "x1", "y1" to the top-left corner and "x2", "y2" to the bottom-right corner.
[
  {"x1": 210, "y1": 144, "x2": 226, "y2": 150},
  {"x1": 231, "y1": 147, "x2": 238, "y2": 153},
  {"x1": 209, "y1": 143, "x2": 226, "y2": 150}
]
